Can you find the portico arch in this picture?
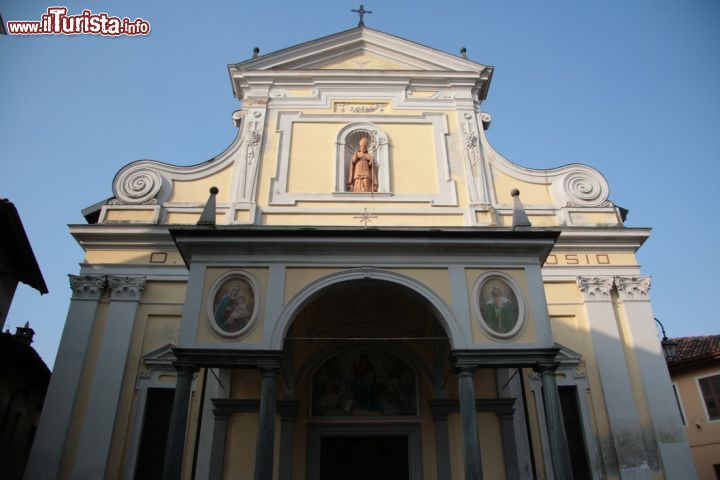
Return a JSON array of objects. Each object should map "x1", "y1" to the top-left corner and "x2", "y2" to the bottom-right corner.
[{"x1": 268, "y1": 268, "x2": 466, "y2": 350}]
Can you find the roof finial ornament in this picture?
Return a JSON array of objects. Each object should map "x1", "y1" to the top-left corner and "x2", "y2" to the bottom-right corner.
[
  {"x1": 252, "y1": 47, "x2": 260, "y2": 58},
  {"x1": 352, "y1": 5, "x2": 372, "y2": 27},
  {"x1": 460, "y1": 47, "x2": 468, "y2": 59},
  {"x1": 511, "y1": 189, "x2": 532, "y2": 228},
  {"x1": 197, "y1": 187, "x2": 219, "y2": 227}
]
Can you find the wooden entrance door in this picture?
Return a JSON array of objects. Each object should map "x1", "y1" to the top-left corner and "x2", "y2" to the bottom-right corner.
[{"x1": 319, "y1": 435, "x2": 409, "y2": 480}]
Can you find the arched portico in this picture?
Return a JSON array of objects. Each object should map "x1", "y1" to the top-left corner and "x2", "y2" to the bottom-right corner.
[{"x1": 269, "y1": 267, "x2": 467, "y2": 350}]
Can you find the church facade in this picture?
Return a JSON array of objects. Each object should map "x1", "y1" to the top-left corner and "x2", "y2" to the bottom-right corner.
[{"x1": 26, "y1": 26, "x2": 696, "y2": 480}]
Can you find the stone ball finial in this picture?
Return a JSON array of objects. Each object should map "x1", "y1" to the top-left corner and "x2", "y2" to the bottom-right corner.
[
  {"x1": 511, "y1": 188, "x2": 520, "y2": 197},
  {"x1": 210, "y1": 186, "x2": 219, "y2": 195},
  {"x1": 252, "y1": 47, "x2": 260, "y2": 58},
  {"x1": 460, "y1": 47, "x2": 468, "y2": 59}
]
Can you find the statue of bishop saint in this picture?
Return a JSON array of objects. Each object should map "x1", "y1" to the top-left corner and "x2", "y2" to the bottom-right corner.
[{"x1": 347, "y1": 136, "x2": 378, "y2": 193}]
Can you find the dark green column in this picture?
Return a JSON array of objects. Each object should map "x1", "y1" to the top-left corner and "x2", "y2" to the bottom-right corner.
[
  {"x1": 254, "y1": 365, "x2": 280, "y2": 480},
  {"x1": 536, "y1": 364, "x2": 574, "y2": 480},
  {"x1": 162, "y1": 365, "x2": 197, "y2": 480},
  {"x1": 456, "y1": 366, "x2": 483, "y2": 480}
]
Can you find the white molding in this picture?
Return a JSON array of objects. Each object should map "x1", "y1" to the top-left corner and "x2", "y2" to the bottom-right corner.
[
  {"x1": 205, "y1": 270, "x2": 262, "y2": 340},
  {"x1": 230, "y1": 27, "x2": 488, "y2": 74},
  {"x1": 470, "y1": 271, "x2": 527, "y2": 342},
  {"x1": 269, "y1": 111, "x2": 457, "y2": 206}
]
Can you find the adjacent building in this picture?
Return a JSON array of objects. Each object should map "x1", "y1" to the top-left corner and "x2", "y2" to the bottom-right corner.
[
  {"x1": 26, "y1": 25, "x2": 696, "y2": 479},
  {"x1": 667, "y1": 336, "x2": 720, "y2": 480}
]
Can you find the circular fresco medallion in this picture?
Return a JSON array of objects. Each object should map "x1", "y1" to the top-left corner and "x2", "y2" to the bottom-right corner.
[
  {"x1": 207, "y1": 272, "x2": 259, "y2": 338},
  {"x1": 474, "y1": 274, "x2": 525, "y2": 339}
]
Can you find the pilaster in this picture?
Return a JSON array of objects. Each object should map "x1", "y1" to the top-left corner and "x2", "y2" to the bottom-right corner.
[
  {"x1": 615, "y1": 276, "x2": 698, "y2": 479},
  {"x1": 25, "y1": 275, "x2": 106, "y2": 480},
  {"x1": 576, "y1": 275, "x2": 651, "y2": 479},
  {"x1": 71, "y1": 275, "x2": 146, "y2": 479}
]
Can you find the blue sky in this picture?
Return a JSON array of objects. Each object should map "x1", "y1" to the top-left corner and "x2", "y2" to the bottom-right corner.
[{"x1": 1, "y1": 0, "x2": 718, "y2": 367}]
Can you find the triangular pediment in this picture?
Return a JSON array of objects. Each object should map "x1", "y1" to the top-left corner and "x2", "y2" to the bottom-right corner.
[{"x1": 232, "y1": 27, "x2": 488, "y2": 72}]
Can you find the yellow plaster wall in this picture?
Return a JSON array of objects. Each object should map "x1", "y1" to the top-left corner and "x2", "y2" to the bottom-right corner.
[
  {"x1": 465, "y1": 268, "x2": 537, "y2": 344},
  {"x1": 287, "y1": 123, "x2": 340, "y2": 193},
  {"x1": 493, "y1": 169, "x2": 554, "y2": 205},
  {"x1": 389, "y1": 268, "x2": 452, "y2": 307},
  {"x1": 383, "y1": 124, "x2": 438, "y2": 194},
  {"x1": 568, "y1": 211, "x2": 620, "y2": 227},
  {"x1": 283, "y1": 268, "x2": 345, "y2": 304},
  {"x1": 197, "y1": 267, "x2": 269, "y2": 344},
  {"x1": 84, "y1": 249, "x2": 184, "y2": 266},
  {"x1": 167, "y1": 165, "x2": 233, "y2": 203},
  {"x1": 104, "y1": 208, "x2": 157, "y2": 223},
  {"x1": 671, "y1": 365, "x2": 720, "y2": 480},
  {"x1": 262, "y1": 212, "x2": 465, "y2": 226}
]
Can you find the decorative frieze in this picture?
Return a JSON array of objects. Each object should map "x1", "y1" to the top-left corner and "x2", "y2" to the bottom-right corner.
[
  {"x1": 576, "y1": 276, "x2": 614, "y2": 301},
  {"x1": 615, "y1": 275, "x2": 651, "y2": 301},
  {"x1": 334, "y1": 102, "x2": 387, "y2": 113},
  {"x1": 68, "y1": 274, "x2": 106, "y2": 300},
  {"x1": 108, "y1": 275, "x2": 146, "y2": 301}
]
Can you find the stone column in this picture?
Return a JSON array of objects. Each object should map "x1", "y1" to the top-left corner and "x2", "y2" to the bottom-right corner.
[
  {"x1": 71, "y1": 275, "x2": 146, "y2": 479},
  {"x1": 254, "y1": 365, "x2": 280, "y2": 480},
  {"x1": 496, "y1": 368, "x2": 533, "y2": 479},
  {"x1": 429, "y1": 400, "x2": 453, "y2": 480},
  {"x1": 24, "y1": 275, "x2": 106, "y2": 480},
  {"x1": 278, "y1": 400, "x2": 299, "y2": 480},
  {"x1": 535, "y1": 364, "x2": 573, "y2": 480},
  {"x1": 208, "y1": 406, "x2": 229, "y2": 480},
  {"x1": 455, "y1": 366, "x2": 483, "y2": 480},
  {"x1": 162, "y1": 365, "x2": 197, "y2": 480},
  {"x1": 615, "y1": 276, "x2": 698, "y2": 479},
  {"x1": 577, "y1": 276, "x2": 651, "y2": 479}
]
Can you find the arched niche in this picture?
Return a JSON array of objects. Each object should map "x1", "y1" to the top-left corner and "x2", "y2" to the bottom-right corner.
[{"x1": 335, "y1": 123, "x2": 390, "y2": 194}]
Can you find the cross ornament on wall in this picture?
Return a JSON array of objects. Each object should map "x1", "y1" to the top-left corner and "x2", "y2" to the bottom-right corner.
[
  {"x1": 351, "y1": 5, "x2": 372, "y2": 27},
  {"x1": 353, "y1": 208, "x2": 377, "y2": 227}
]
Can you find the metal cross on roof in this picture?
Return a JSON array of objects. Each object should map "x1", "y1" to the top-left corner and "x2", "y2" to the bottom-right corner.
[
  {"x1": 351, "y1": 5, "x2": 372, "y2": 27},
  {"x1": 353, "y1": 208, "x2": 377, "y2": 227}
]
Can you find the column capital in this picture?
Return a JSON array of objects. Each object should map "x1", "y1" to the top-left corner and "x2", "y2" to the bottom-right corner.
[
  {"x1": 615, "y1": 275, "x2": 651, "y2": 301},
  {"x1": 576, "y1": 276, "x2": 614, "y2": 301},
  {"x1": 68, "y1": 274, "x2": 106, "y2": 300},
  {"x1": 108, "y1": 275, "x2": 146, "y2": 301},
  {"x1": 533, "y1": 363, "x2": 559, "y2": 374}
]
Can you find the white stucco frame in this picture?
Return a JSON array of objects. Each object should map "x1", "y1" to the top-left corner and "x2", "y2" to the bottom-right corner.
[
  {"x1": 205, "y1": 270, "x2": 261, "y2": 339},
  {"x1": 471, "y1": 271, "x2": 527, "y2": 341},
  {"x1": 269, "y1": 112, "x2": 457, "y2": 206},
  {"x1": 334, "y1": 122, "x2": 390, "y2": 194}
]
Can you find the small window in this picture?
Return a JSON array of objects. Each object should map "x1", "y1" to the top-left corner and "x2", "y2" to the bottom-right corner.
[
  {"x1": 698, "y1": 373, "x2": 720, "y2": 421},
  {"x1": 672, "y1": 384, "x2": 686, "y2": 425}
]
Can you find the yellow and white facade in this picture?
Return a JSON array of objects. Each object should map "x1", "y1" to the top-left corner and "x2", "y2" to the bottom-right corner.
[{"x1": 26, "y1": 27, "x2": 695, "y2": 480}]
